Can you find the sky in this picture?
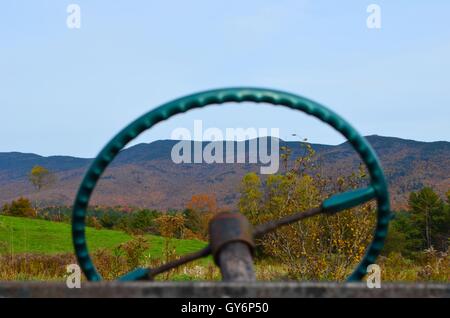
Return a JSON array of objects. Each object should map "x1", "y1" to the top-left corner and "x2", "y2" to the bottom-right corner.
[{"x1": 1, "y1": 1, "x2": 449, "y2": 157}]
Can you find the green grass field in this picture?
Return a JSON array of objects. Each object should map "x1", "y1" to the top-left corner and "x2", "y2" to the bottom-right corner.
[{"x1": 0, "y1": 216, "x2": 207, "y2": 258}]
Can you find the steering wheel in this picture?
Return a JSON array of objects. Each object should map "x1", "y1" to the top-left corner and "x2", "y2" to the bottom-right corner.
[{"x1": 72, "y1": 87, "x2": 391, "y2": 282}]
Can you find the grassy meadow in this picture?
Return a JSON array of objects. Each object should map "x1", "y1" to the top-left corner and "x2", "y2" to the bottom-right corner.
[
  {"x1": 0, "y1": 215, "x2": 212, "y2": 281},
  {"x1": 1, "y1": 215, "x2": 448, "y2": 283},
  {"x1": 0, "y1": 215, "x2": 206, "y2": 256}
]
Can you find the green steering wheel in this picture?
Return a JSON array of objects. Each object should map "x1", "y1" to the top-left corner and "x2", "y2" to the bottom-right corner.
[{"x1": 72, "y1": 87, "x2": 391, "y2": 282}]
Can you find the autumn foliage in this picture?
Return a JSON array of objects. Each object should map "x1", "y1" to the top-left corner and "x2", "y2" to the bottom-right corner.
[
  {"x1": 239, "y1": 143, "x2": 375, "y2": 280},
  {"x1": 184, "y1": 194, "x2": 218, "y2": 240},
  {"x1": 1, "y1": 197, "x2": 37, "y2": 218}
]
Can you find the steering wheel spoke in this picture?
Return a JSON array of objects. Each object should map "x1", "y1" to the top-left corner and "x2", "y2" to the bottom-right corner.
[
  {"x1": 118, "y1": 268, "x2": 151, "y2": 281},
  {"x1": 322, "y1": 186, "x2": 377, "y2": 214},
  {"x1": 118, "y1": 246, "x2": 212, "y2": 281}
]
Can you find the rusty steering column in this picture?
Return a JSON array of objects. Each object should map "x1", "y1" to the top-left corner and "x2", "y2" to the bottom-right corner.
[{"x1": 209, "y1": 212, "x2": 256, "y2": 282}]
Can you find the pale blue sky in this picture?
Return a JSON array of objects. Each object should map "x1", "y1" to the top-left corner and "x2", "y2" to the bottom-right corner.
[{"x1": 1, "y1": 1, "x2": 449, "y2": 157}]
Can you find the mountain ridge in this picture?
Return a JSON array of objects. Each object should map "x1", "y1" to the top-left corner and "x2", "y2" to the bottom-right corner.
[{"x1": 1, "y1": 135, "x2": 448, "y2": 210}]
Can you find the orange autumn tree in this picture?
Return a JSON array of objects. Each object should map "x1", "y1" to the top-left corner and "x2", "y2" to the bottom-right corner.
[
  {"x1": 185, "y1": 193, "x2": 218, "y2": 240},
  {"x1": 187, "y1": 193, "x2": 217, "y2": 212}
]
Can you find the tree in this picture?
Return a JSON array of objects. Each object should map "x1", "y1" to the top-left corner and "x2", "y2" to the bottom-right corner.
[
  {"x1": 238, "y1": 173, "x2": 262, "y2": 222},
  {"x1": 1, "y1": 197, "x2": 36, "y2": 218},
  {"x1": 28, "y1": 165, "x2": 56, "y2": 191},
  {"x1": 128, "y1": 209, "x2": 160, "y2": 234},
  {"x1": 86, "y1": 216, "x2": 102, "y2": 230},
  {"x1": 154, "y1": 213, "x2": 186, "y2": 279},
  {"x1": 187, "y1": 193, "x2": 217, "y2": 213},
  {"x1": 155, "y1": 214, "x2": 186, "y2": 239},
  {"x1": 185, "y1": 194, "x2": 218, "y2": 240},
  {"x1": 117, "y1": 236, "x2": 150, "y2": 270},
  {"x1": 408, "y1": 187, "x2": 449, "y2": 251},
  {"x1": 238, "y1": 143, "x2": 375, "y2": 280},
  {"x1": 383, "y1": 211, "x2": 417, "y2": 257}
]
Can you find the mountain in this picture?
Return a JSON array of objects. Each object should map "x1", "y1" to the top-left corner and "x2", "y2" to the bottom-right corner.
[{"x1": 0, "y1": 136, "x2": 448, "y2": 210}]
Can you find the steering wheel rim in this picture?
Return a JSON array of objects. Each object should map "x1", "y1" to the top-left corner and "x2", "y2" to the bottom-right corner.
[{"x1": 72, "y1": 87, "x2": 390, "y2": 282}]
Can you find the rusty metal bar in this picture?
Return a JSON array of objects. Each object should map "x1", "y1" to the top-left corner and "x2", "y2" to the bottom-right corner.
[{"x1": 254, "y1": 207, "x2": 323, "y2": 238}]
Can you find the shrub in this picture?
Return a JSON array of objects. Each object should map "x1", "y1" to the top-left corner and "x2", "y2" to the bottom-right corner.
[{"x1": 1, "y1": 198, "x2": 37, "y2": 218}]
